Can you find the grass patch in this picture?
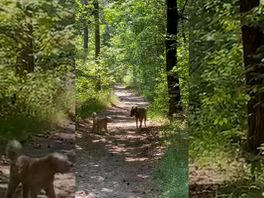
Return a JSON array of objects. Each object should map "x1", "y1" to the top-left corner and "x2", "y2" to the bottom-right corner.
[
  {"x1": 0, "y1": 88, "x2": 74, "y2": 141},
  {"x1": 189, "y1": 129, "x2": 264, "y2": 197},
  {"x1": 0, "y1": 116, "x2": 50, "y2": 141},
  {"x1": 155, "y1": 120, "x2": 189, "y2": 198},
  {"x1": 147, "y1": 106, "x2": 169, "y2": 124},
  {"x1": 189, "y1": 132, "x2": 237, "y2": 168},
  {"x1": 218, "y1": 178, "x2": 264, "y2": 197}
]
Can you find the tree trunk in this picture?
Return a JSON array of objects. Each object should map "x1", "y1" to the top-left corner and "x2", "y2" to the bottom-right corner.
[
  {"x1": 240, "y1": 0, "x2": 264, "y2": 153},
  {"x1": 83, "y1": 0, "x2": 88, "y2": 50},
  {"x1": 93, "y1": 0, "x2": 101, "y2": 90},
  {"x1": 188, "y1": 0, "x2": 201, "y2": 114},
  {"x1": 166, "y1": 0, "x2": 182, "y2": 116},
  {"x1": 94, "y1": 0, "x2": 100, "y2": 60}
]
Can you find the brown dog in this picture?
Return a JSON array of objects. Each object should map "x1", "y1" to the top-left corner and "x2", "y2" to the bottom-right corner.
[
  {"x1": 5, "y1": 140, "x2": 73, "y2": 198},
  {"x1": 130, "y1": 106, "x2": 147, "y2": 129},
  {"x1": 91, "y1": 112, "x2": 113, "y2": 134}
]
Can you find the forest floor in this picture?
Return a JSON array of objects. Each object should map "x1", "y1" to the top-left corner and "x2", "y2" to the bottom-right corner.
[
  {"x1": 75, "y1": 85, "x2": 164, "y2": 198},
  {"x1": 0, "y1": 123, "x2": 76, "y2": 198},
  {"x1": 189, "y1": 165, "x2": 222, "y2": 198}
]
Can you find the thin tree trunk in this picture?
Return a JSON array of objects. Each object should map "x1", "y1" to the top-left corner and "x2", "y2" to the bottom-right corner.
[
  {"x1": 93, "y1": 0, "x2": 101, "y2": 90},
  {"x1": 166, "y1": 0, "x2": 182, "y2": 116},
  {"x1": 240, "y1": 0, "x2": 264, "y2": 153},
  {"x1": 83, "y1": 0, "x2": 88, "y2": 50},
  {"x1": 94, "y1": 0, "x2": 100, "y2": 60},
  {"x1": 83, "y1": 0, "x2": 89, "y2": 63},
  {"x1": 188, "y1": 0, "x2": 201, "y2": 115}
]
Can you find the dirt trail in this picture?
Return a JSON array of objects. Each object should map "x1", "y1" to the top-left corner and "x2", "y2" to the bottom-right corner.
[
  {"x1": 75, "y1": 85, "x2": 164, "y2": 198},
  {"x1": 0, "y1": 123, "x2": 75, "y2": 198}
]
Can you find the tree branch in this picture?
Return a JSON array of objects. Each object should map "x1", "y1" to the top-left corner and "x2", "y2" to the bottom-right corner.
[
  {"x1": 179, "y1": 16, "x2": 188, "y2": 20},
  {"x1": 179, "y1": 0, "x2": 188, "y2": 17}
]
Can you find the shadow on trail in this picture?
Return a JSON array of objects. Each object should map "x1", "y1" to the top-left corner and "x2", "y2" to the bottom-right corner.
[{"x1": 76, "y1": 86, "x2": 163, "y2": 198}]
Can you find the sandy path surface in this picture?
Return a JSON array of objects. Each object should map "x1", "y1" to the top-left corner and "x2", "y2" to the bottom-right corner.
[{"x1": 75, "y1": 85, "x2": 164, "y2": 198}]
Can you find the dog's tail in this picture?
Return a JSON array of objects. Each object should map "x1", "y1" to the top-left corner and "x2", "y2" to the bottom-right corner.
[
  {"x1": 106, "y1": 116, "x2": 114, "y2": 122},
  {"x1": 6, "y1": 140, "x2": 22, "y2": 161}
]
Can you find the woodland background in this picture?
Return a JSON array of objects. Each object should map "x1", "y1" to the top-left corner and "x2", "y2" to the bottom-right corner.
[{"x1": 0, "y1": 0, "x2": 264, "y2": 197}]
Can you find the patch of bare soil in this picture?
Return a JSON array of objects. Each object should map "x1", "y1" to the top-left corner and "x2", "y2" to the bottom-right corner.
[
  {"x1": 189, "y1": 165, "x2": 221, "y2": 198},
  {"x1": 75, "y1": 85, "x2": 164, "y2": 198},
  {"x1": 0, "y1": 123, "x2": 75, "y2": 198}
]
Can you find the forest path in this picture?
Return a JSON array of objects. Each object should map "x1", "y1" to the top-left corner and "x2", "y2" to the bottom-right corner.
[{"x1": 75, "y1": 85, "x2": 164, "y2": 198}]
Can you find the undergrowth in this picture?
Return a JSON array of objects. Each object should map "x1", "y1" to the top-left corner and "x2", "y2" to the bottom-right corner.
[
  {"x1": 76, "y1": 89, "x2": 117, "y2": 121},
  {"x1": 189, "y1": 127, "x2": 264, "y2": 197},
  {"x1": 0, "y1": 69, "x2": 74, "y2": 140},
  {"x1": 155, "y1": 120, "x2": 189, "y2": 198}
]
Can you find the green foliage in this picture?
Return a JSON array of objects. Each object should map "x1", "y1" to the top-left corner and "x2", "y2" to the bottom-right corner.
[
  {"x1": 189, "y1": 0, "x2": 264, "y2": 196},
  {"x1": 189, "y1": 0, "x2": 247, "y2": 156},
  {"x1": 75, "y1": 35, "x2": 116, "y2": 120},
  {"x1": 0, "y1": 0, "x2": 74, "y2": 139},
  {"x1": 99, "y1": 0, "x2": 189, "y2": 117}
]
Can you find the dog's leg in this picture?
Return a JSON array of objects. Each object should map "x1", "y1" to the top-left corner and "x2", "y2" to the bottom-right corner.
[
  {"x1": 29, "y1": 185, "x2": 41, "y2": 198},
  {"x1": 104, "y1": 123, "x2": 108, "y2": 133},
  {"x1": 91, "y1": 124, "x2": 95, "y2": 133},
  {"x1": 22, "y1": 183, "x2": 29, "y2": 198},
  {"x1": 28, "y1": 183, "x2": 41, "y2": 198},
  {"x1": 99, "y1": 125, "x2": 103, "y2": 134},
  {"x1": 136, "y1": 118, "x2": 138, "y2": 128},
  {"x1": 5, "y1": 176, "x2": 20, "y2": 198},
  {"x1": 30, "y1": 191, "x2": 38, "y2": 198},
  {"x1": 139, "y1": 118, "x2": 142, "y2": 129},
  {"x1": 5, "y1": 164, "x2": 20, "y2": 198},
  {"x1": 92, "y1": 120, "x2": 97, "y2": 133},
  {"x1": 44, "y1": 182, "x2": 56, "y2": 198},
  {"x1": 97, "y1": 124, "x2": 100, "y2": 134},
  {"x1": 144, "y1": 116, "x2": 146, "y2": 127}
]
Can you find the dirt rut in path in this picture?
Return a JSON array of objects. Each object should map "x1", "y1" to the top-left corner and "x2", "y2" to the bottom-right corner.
[{"x1": 76, "y1": 86, "x2": 164, "y2": 198}]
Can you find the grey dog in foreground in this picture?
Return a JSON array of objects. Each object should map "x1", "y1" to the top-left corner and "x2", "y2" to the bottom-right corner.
[{"x1": 5, "y1": 139, "x2": 73, "y2": 198}]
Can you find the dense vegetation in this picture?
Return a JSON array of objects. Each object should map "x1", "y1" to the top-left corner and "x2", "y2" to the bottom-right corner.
[
  {"x1": 1, "y1": 0, "x2": 263, "y2": 197},
  {"x1": 189, "y1": 0, "x2": 264, "y2": 196},
  {"x1": 0, "y1": 0, "x2": 75, "y2": 140}
]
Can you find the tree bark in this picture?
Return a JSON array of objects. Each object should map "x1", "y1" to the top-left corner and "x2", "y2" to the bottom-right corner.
[
  {"x1": 83, "y1": 0, "x2": 88, "y2": 50},
  {"x1": 93, "y1": 0, "x2": 101, "y2": 90},
  {"x1": 240, "y1": 0, "x2": 264, "y2": 153},
  {"x1": 94, "y1": 0, "x2": 100, "y2": 60},
  {"x1": 166, "y1": 0, "x2": 182, "y2": 116}
]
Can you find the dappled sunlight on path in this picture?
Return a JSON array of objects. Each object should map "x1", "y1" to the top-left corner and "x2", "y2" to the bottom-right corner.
[{"x1": 75, "y1": 85, "x2": 164, "y2": 198}]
